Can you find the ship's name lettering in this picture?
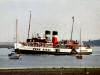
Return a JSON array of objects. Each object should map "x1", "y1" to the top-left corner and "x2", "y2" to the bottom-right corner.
[
  {"x1": 33, "y1": 48, "x2": 50, "y2": 51},
  {"x1": 33, "y1": 48, "x2": 40, "y2": 51},
  {"x1": 42, "y1": 48, "x2": 50, "y2": 51}
]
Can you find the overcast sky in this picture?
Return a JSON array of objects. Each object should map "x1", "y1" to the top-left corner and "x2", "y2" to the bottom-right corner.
[{"x1": 0, "y1": 0, "x2": 100, "y2": 42}]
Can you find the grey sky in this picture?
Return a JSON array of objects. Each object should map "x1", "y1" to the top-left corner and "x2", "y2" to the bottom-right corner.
[{"x1": 0, "y1": 0, "x2": 100, "y2": 42}]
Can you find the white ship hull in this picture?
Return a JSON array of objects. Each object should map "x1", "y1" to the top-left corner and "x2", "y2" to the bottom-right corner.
[
  {"x1": 76, "y1": 47, "x2": 92, "y2": 55},
  {"x1": 14, "y1": 43, "x2": 92, "y2": 55}
]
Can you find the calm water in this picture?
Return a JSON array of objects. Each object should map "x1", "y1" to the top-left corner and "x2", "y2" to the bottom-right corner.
[{"x1": 0, "y1": 47, "x2": 100, "y2": 68}]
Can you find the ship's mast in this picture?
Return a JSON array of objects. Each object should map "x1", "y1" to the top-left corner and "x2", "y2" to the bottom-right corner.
[
  {"x1": 16, "y1": 19, "x2": 18, "y2": 43},
  {"x1": 27, "y1": 11, "x2": 32, "y2": 39},
  {"x1": 70, "y1": 16, "x2": 74, "y2": 40},
  {"x1": 80, "y1": 28, "x2": 81, "y2": 48}
]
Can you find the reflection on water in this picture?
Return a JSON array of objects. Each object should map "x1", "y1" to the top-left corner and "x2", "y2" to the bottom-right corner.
[{"x1": 0, "y1": 47, "x2": 100, "y2": 68}]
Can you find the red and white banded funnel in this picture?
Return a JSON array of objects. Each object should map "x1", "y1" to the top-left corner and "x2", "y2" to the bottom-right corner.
[{"x1": 52, "y1": 31, "x2": 59, "y2": 47}]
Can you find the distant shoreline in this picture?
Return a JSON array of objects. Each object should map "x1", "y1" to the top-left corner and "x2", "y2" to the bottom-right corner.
[
  {"x1": 0, "y1": 42, "x2": 14, "y2": 48},
  {"x1": 0, "y1": 45, "x2": 14, "y2": 48}
]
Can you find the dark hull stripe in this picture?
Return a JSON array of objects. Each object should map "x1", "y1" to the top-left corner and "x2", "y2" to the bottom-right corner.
[
  {"x1": 15, "y1": 49, "x2": 71, "y2": 55},
  {"x1": 15, "y1": 49, "x2": 92, "y2": 55},
  {"x1": 77, "y1": 52, "x2": 92, "y2": 55}
]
